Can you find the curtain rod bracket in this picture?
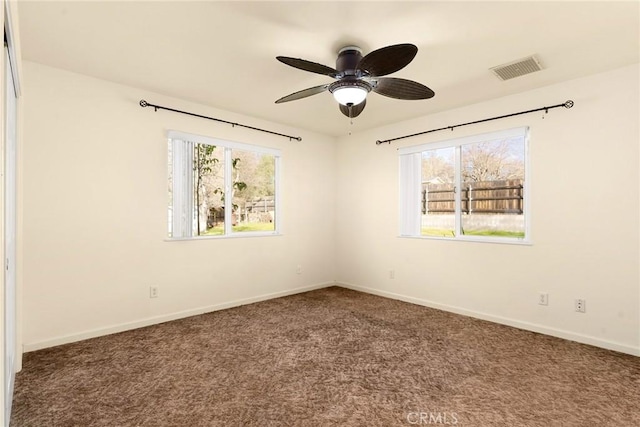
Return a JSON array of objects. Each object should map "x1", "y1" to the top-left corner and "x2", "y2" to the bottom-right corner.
[{"x1": 138, "y1": 99, "x2": 302, "y2": 142}]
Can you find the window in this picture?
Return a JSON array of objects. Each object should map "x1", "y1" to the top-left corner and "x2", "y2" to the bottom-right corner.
[
  {"x1": 168, "y1": 131, "x2": 280, "y2": 239},
  {"x1": 399, "y1": 127, "x2": 529, "y2": 243}
]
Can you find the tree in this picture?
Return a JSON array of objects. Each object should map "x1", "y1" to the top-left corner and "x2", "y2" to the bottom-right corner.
[
  {"x1": 461, "y1": 140, "x2": 524, "y2": 182},
  {"x1": 232, "y1": 152, "x2": 275, "y2": 202},
  {"x1": 193, "y1": 144, "x2": 246, "y2": 234},
  {"x1": 213, "y1": 157, "x2": 247, "y2": 212},
  {"x1": 422, "y1": 150, "x2": 454, "y2": 183},
  {"x1": 194, "y1": 144, "x2": 219, "y2": 235},
  {"x1": 255, "y1": 154, "x2": 276, "y2": 197},
  {"x1": 421, "y1": 140, "x2": 524, "y2": 185}
]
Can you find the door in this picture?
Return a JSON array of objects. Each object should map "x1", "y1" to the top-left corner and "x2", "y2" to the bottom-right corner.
[{"x1": 4, "y1": 42, "x2": 17, "y2": 426}]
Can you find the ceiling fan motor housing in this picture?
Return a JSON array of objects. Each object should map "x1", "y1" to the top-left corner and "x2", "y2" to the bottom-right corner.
[{"x1": 336, "y1": 46, "x2": 363, "y2": 76}]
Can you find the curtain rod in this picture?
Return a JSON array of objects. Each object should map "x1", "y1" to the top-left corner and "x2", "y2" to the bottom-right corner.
[
  {"x1": 375, "y1": 100, "x2": 574, "y2": 145},
  {"x1": 139, "y1": 100, "x2": 302, "y2": 142}
]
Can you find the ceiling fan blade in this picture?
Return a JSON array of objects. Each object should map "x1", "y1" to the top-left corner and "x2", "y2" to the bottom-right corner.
[
  {"x1": 339, "y1": 99, "x2": 367, "y2": 118},
  {"x1": 373, "y1": 77, "x2": 435, "y2": 100},
  {"x1": 358, "y1": 44, "x2": 418, "y2": 77},
  {"x1": 275, "y1": 84, "x2": 329, "y2": 104},
  {"x1": 276, "y1": 56, "x2": 337, "y2": 76}
]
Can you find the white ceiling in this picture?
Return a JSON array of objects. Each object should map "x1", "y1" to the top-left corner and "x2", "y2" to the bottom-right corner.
[{"x1": 17, "y1": 1, "x2": 640, "y2": 137}]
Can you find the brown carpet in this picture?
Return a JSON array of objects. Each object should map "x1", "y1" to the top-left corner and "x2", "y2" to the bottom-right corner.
[{"x1": 10, "y1": 287, "x2": 640, "y2": 426}]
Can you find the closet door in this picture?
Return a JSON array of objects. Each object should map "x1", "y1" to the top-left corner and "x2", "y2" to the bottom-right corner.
[{"x1": 3, "y1": 43, "x2": 17, "y2": 426}]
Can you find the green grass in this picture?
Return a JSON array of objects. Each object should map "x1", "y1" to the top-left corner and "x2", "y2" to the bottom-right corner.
[
  {"x1": 202, "y1": 222, "x2": 275, "y2": 236},
  {"x1": 463, "y1": 229, "x2": 525, "y2": 238},
  {"x1": 422, "y1": 228, "x2": 455, "y2": 237},
  {"x1": 421, "y1": 228, "x2": 524, "y2": 238}
]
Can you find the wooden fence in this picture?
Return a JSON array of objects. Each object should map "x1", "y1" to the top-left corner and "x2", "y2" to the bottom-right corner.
[
  {"x1": 208, "y1": 196, "x2": 275, "y2": 226},
  {"x1": 423, "y1": 179, "x2": 523, "y2": 214},
  {"x1": 243, "y1": 196, "x2": 275, "y2": 213}
]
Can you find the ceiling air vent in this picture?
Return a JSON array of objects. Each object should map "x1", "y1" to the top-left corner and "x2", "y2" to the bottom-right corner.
[{"x1": 490, "y1": 55, "x2": 542, "y2": 81}]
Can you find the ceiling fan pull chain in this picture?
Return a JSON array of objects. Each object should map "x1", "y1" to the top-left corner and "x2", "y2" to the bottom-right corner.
[
  {"x1": 350, "y1": 104, "x2": 354, "y2": 128},
  {"x1": 347, "y1": 104, "x2": 354, "y2": 134}
]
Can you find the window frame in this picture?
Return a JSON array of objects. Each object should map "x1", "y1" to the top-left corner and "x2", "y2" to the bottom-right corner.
[
  {"x1": 167, "y1": 130, "x2": 281, "y2": 240},
  {"x1": 399, "y1": 127, "x2": 530, "y2": 245}
]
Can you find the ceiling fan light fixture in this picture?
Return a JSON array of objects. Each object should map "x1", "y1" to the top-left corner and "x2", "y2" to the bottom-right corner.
[
  {"x1": 332, "y1": 86, "x2": 368, "y2": 106},
  {"x1": 329, "y1": 80, "x2": 371, "y2": 106}
]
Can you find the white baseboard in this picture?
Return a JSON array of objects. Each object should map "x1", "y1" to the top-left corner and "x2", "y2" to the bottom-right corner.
[
  {"x1": 24, "y1": 281, "x2": 639, "y2": 357},
  {"x1": 336, "y1": 282, "x2": 640, "y2": 357},
  {"x1": 23, "y1": 281, "x2": 336, "y2": 353}
]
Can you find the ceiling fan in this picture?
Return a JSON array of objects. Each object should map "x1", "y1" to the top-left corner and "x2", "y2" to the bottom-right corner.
[{"x1": 275, "y1": 43, "x2": 435, "y2": 119}]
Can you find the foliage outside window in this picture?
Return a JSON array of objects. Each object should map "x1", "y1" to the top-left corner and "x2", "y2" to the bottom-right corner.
[
  {"x1": 399, "y1": 127, "x2": 529, "y2": 243},
  {"x1": 168, "y1": 131, "x2": 280, "y2": 239}
]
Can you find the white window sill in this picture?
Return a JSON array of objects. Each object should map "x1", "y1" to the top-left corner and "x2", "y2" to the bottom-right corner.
[
  {"x1": 398, "y1": 235, "x2": 532, "y2": 246},
  {"x1": 165, "y1": 232, "x2": 282, "y2": 242}
]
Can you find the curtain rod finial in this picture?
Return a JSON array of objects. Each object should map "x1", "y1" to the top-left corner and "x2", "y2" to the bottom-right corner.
[
  {"x1": 564, "y1": 100, "x2": 574, "y2": 108},
  {"x1": 139, "y1": 100, "x2": 148, "y2": 108}
]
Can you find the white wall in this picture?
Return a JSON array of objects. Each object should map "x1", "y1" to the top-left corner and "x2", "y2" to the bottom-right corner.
[
  {"x1": 20, "y1": 61, "x2": 640, "y2": 357},
  {"x1": 335, "y1": 64, "x2": 640, "y2": 355},
  {"x1": 21, "y1": 61, "x2": 337, "y2": 350}
]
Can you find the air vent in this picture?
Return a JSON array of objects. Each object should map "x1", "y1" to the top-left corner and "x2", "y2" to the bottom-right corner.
[{"x1": 490, "y1": 55, "x2": 542, "y2": 81}]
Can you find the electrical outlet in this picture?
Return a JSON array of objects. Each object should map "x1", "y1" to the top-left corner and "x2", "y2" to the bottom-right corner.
[
  {"x1": 575, "y1": 299, "x2": 586, "y2": 313},
  {"x1": 150, "y1": 286, "x2": 158, "y2": 298},
  {"x1": 389, "y1": 270, "x2": 395, "y2": 279},
  {"x1": 296, "y1": 265, "x2": 302, "y2": 275},
  {"x1": 538, "y1": 292, "x2": 549, "y2": 306}
]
